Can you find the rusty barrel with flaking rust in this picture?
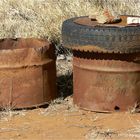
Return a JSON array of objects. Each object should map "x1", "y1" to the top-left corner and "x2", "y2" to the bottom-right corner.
[
  {"x1": 62, "y1": 15, "x2": 140, "y2": 112},
  {"x1": 0, "y1": 38, "x2": 57, "y2": 109},
  {"x1": 73, "y1": 51, "x2": 140, "y2": 112}
]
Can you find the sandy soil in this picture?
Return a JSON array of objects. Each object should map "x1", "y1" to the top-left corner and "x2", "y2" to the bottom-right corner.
[{"x1": 0, "y1": 96, "x2": 140, "y2": 140}]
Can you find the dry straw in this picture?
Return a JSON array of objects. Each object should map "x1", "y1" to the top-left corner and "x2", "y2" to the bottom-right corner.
[{"x1": 0, "y1": 0, "x2": 139, "y2": 43}]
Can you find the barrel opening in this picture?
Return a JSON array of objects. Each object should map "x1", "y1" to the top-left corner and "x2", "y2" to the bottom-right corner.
[
  {"x1": 114, "y1": 106, "x2": 120, "y2": 111},
  {"x1": 0, "y1": 38, "x2": 49, "y2": 50}
]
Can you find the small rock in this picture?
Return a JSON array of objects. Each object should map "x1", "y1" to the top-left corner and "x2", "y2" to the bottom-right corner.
[{"x1": 57, "y1": 55, "x2": 66, "y2": 60}]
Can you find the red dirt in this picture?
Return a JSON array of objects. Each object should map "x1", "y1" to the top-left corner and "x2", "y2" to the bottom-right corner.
[{"x1": 0, "y1": 97, "x2": 140, "y2": 140}]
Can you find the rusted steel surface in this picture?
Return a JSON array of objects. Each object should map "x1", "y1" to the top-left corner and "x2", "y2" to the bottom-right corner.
[
  {"x1": 73, "y1": 51, "x2": 140, "y2": 112},
  {"x1": 73, "y1": 49, "x2": 140, "y2": 62},
  {"x1": 72, "y1": 45, "x2": 140, "y2": 54},
  {"x1": 74, "y1": 15, "x2": 140, "y2": 27},
  {"x1": 0, "y1": 38, "x2": 57, "y2": 109}
]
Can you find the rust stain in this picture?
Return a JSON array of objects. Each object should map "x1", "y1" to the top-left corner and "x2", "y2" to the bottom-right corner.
[
  {"x1": 73, "y1": 49, "x2": 140, "y2": 62},
  {"x1": 62, "y1": 14, "x2": 140, "y2": 112},
  {"x1": 0, "y1": 38, "x2": 57, "y2": 109},
  {"x1": 71, "y1": 45, "x2": 140, "y2": 55},
  {"x1": 73, "y1": 51, "x2": 140, "y2": 112}
]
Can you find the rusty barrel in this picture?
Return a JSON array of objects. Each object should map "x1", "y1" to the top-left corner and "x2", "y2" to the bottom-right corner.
[
  {"x1": 0, "y1": 38, "x2": 57, "y2": 109},
  {"x1": 73, "y1": 50, "x2": 140, "y2": 112}
]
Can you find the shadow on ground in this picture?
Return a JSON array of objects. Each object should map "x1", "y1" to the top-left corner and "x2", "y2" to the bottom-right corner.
[{"x1": 57, "y1": 73, "x2": 73, "y2": 98}]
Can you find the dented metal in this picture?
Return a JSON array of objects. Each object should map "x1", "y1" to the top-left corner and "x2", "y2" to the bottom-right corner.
[
  {"x1": 73, "y1": 50, "x2": 140, "y2": 112},
  {"x1": 0, "y1": 38, "x2": 57, "y2": 109}
]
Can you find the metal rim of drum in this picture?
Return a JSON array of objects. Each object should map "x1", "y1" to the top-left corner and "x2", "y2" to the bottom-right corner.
[
  {"x1": 0, "y1": 38, "x2": 55, "y2": 68},
  {"x1": 72, "y1": 49, "x2": 140, "y2": 62}
]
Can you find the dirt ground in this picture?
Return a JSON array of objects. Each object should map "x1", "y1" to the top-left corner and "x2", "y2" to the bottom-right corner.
[
  {"x1": 0, "y1": 96, "x2": 140, "y2": 140},
  {"x1": 0, "y1": 58, "x2": 140, "y2": 140}
]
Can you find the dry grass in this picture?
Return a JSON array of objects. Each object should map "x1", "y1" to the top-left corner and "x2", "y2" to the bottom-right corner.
[
  {"x1": 86, "y1": 127, "x2": 118, "y2": 140},
  {"x1": 56, "y1": 57, "x2": 73, "y2": 97},
  {"x1": 40, "y1": 96, "x2": 79, "y2": 116},
  {"x1": 86, "y1": 124, "x2": 140, "y2": 140},
  {"x1": 0, "y1": 108, "x2": 26, "y2": 121},
  {"x1": 0, "y1": 0, "x2": 139, "y2": 44}
]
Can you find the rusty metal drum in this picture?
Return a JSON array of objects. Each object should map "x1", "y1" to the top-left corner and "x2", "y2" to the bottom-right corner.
[
  {"x1": 73, "y1": 51, "x2": 140, "y2": 112},
  {"x1": 0, "y1": 38, "x2": 57, "y2": 109},
  {"x1": 62, "y1": 15, "x2": 140, "y2": 112}
]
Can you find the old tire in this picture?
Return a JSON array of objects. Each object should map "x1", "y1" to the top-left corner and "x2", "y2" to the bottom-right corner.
[{"x1": 62, "y1": 16, "x2": 140, "y2": 53}]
